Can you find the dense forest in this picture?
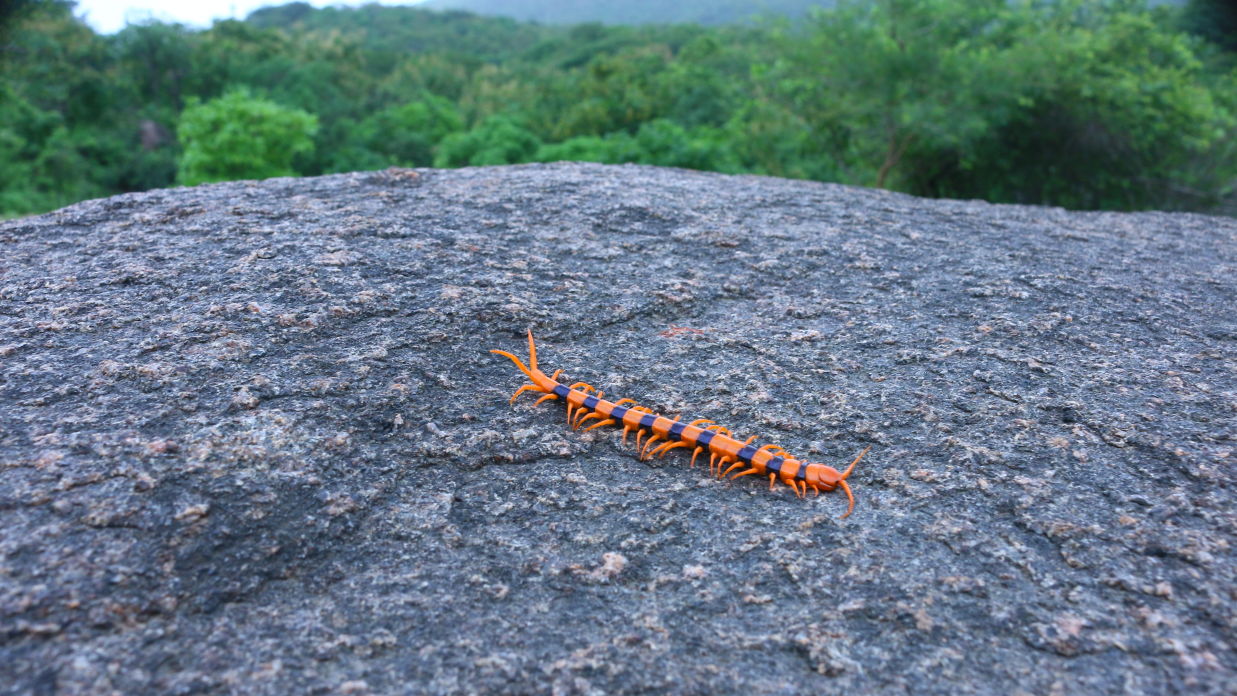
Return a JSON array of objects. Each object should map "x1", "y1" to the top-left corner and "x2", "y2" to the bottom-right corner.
[
  {"x1": 419, "y1": 0, "x2": 833, "y2": 26},
  {"x1": 1, "y1": 0, "x2": 1234, "y2": 219}
]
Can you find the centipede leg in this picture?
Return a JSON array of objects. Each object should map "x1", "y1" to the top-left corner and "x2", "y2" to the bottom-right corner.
[
  {"x1": 573, "y1": 410, "x2": 594, "y2": 430},
  {"x1": 582, "y1": 418, "x2": 615, "y2": 432},
  {"x1": 575, "y1": 411, "x2": 604, "y2": 430},
  {"x1": 651, "y1": 441, "x2": 688, "y2": 458},
  {"x1": 722, "y1": 459, "x2": 746, "y2": 478},
  {"x1": 572, "y1": 403, "x2": 600, "y2": 429},
  {"x1": 730, "y1": 468, "x2": 760, "y2": 480},
  {"x1": 755, "y1": 444, "x2": 787, "y2": 458},
  {"x1": 769, "y1": 473, "x2": 777, "y2": 491},
  {"x1": 534, "y1": 394, "x2": 559, "y2": 406},
  {"x1": 690, "y1": 446, "x2": 704, "y2": 468},
  {"x1": 574, "y1": 392, "x2": 605, "y2": 429},
  {"x1": 508, "y1": 384, "x2": 539, "y2": 403},
  {"x1": 565, "y1": 382, "x2": 598, "y2": 426},
  {"x1": 640, "y1": 435, "x2": 663, "y2": 460}
]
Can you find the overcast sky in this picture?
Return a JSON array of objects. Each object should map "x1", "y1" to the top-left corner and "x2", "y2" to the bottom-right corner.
[{"x1": 74, "y1": 0, "x2": 429, "y2": 34}]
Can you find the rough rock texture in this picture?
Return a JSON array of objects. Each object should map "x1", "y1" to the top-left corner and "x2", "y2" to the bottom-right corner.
[{"x1": 1, "y1": 163, "x2": 1233, "y2": 695}]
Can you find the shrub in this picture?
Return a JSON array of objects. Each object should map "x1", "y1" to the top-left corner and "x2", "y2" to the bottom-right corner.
[{"x1": 176, "y1": 89, "x2": 318, "y2": 185}]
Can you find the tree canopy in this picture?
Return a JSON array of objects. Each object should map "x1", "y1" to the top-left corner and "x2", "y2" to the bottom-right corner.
[{"x1": 1, "y1": 0, "x2": 1233, "y2": 218}]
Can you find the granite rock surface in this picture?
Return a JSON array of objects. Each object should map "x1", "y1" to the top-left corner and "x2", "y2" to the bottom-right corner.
[{"x1": 1, "y1": 163, "x2": 1234, "y2": 695}]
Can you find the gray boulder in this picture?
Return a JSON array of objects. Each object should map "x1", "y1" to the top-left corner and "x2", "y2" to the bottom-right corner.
[{"x1": 1, "y1": 163, "x2": 1233, "y2": 694}]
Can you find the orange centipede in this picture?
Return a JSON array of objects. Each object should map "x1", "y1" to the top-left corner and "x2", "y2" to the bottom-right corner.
[{"x1": 491, "y1": 330, "x2": 870, "y2": 518}]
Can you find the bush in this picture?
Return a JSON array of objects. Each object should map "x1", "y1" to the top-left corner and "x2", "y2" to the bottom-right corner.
[
  {"x1": 176, "y1": 89, "x2": 318, "y2": 185},
  {"x1": 534, "y1": 120, "x2": 740, "y2": 172},
  {"x1": 914, "y1": 1, "x2": 1237, "y2": 210},
  {"x1": 778, "y1": 0, "x2": 1236, "y2": 210},
  {"x1": 433, "y1": 115, "x2": 541, "y2": 167},
  {"x1": 346, "y1": 94, "x2": 463, "y2": 169}
]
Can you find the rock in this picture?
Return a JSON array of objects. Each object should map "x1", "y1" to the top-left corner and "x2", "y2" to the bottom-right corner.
[{"x1": 1, "y1": 163, "x2": 1233, "y2": 694}]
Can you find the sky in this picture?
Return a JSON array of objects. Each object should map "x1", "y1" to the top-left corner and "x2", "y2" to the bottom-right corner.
[{"x1": 73, "y1": 0, "x2": 428, "y2": 34}]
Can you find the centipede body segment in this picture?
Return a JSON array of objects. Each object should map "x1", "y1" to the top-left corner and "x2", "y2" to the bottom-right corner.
[{"x1": 491, "y1": 331, "x2": 869, "y2": 518}]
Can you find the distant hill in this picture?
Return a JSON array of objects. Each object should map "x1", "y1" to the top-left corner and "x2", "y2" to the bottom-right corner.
[
  {"x1": 245, "y1": 2, "x2": 556, "y2": 62},
  {"x1": 417, "y1": 0, "x2": 832, "y2": 25}
]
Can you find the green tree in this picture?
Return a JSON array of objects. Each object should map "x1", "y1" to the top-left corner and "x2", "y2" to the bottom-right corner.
[
  {"x1": 911, "y1": 0, "x2": 1236, "y2": 210},
  {"x1": 1181, "y1": 0, "x2": 1237, "y2": 53},
  {"x1": 0, "y1": 86, "x2": 61, "y2": 216},
  {"x1": 777, "y1": 0, "x2": 1235, "y2": 210},
  {"x1": 433, "y1": 115, "x2": 541, "y2": 167},
  {"x1": 535, "y1": 120, "x2": 739, "y2": 172},
  {"x1": 176, "y1": 89, "x2": 318, "y2": 185},
  {"x1": 330, "y1": 94, "x2": 464, "y2": 171},
  {"x1": 778, "y1": 0, "x2": 1014, "y2": 189},
  {"x1": 535, "y1": 133, "x2": 636, "y2": 164},
  {"x1": 3, "y1": 0, "x2": 1234, "y2": 218},
  {"x1": 113, "y1": 22, "x2": 193, "y2": 112},
  {"x1": 628, "y1": 119, "x2": 740, "y2": 171},
  {"x1": 550, "y1": 45, "x2": 673, "y2": 139}
]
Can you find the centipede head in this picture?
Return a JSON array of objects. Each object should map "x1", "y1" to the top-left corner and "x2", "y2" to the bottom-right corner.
[
  {"x1": 802, "y1": 446, "x2": 870, "y2": 519},
  {"x1": 490, "y1": 329, "x2": 560, "y2": 395}
]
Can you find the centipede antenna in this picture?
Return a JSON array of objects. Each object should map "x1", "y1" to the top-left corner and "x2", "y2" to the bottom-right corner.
[
  {"x1": 490, "y1": 349, "x2": 534, "y2": 380},
  {"x1": 839, "y1": 480, "x2": 855, "y2": 519},
  {"x1": 841, "y1": 446, "x2": 871, "y2": 480}
]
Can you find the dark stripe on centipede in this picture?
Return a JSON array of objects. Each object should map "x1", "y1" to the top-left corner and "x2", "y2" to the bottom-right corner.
[
  {"x1": 737, "y1": 446, "x2": 757, "y2": 463},
  {"x1": 766, "y1": 457, "x2": 783, "y2": 474},
  {"x1": 583, "y1": 396, "x2": 599, "y2": 409},
  {"x1": 669, "y1": 422, "x2": 686, "y2": 439},
  {"x1": 695, "y1": 430, "x2": 715, "y2": 447},
  {"x1": 553, "y1": 385, "x2": 570, "y2": 397},
  {"x1": 610, "y1": 406, "x2": 629, "y2": 419},
  {"x1": 639, "y1": 413, "x2": 657, "y2": 428}
]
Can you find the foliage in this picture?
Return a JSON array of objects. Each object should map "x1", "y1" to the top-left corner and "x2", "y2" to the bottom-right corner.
[
  {"x1": 434, "y1": 115, "x2": 541, "y2": 167},
  {"x1": 535, "y1": 119, "x2": 740, "y2": 171},
  {"x1": 940, "y1": 0, "x2": 1237, "y2": 210},
  {"x1": 1180, "y1": 0, "x2": 1237, "y2": 53},
  {"x1": 419, "y1": 0, "x2": 829, "y2": 26},
  {"x1": 773, "y1": 0, "x2": 1235, "y2": 209},
  {"x1": 1, "y1": 0, "x2": 1233, "y2": 219},
  {"x1": 332, "y1": 94, "x2": 464, "y2": 171},
  {"x1": 176, "y1": 89, "x2": 318, "y2": 185}
]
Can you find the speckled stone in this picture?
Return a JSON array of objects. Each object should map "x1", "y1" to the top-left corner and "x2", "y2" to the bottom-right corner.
[{"x1": 1, "y1": 163, "x2": 1233, "y2": 695}]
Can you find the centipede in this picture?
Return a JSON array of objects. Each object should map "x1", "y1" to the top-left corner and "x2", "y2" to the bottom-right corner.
[{"x1": 491, "y1": 330, "x2": 870, "y2": 518}]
